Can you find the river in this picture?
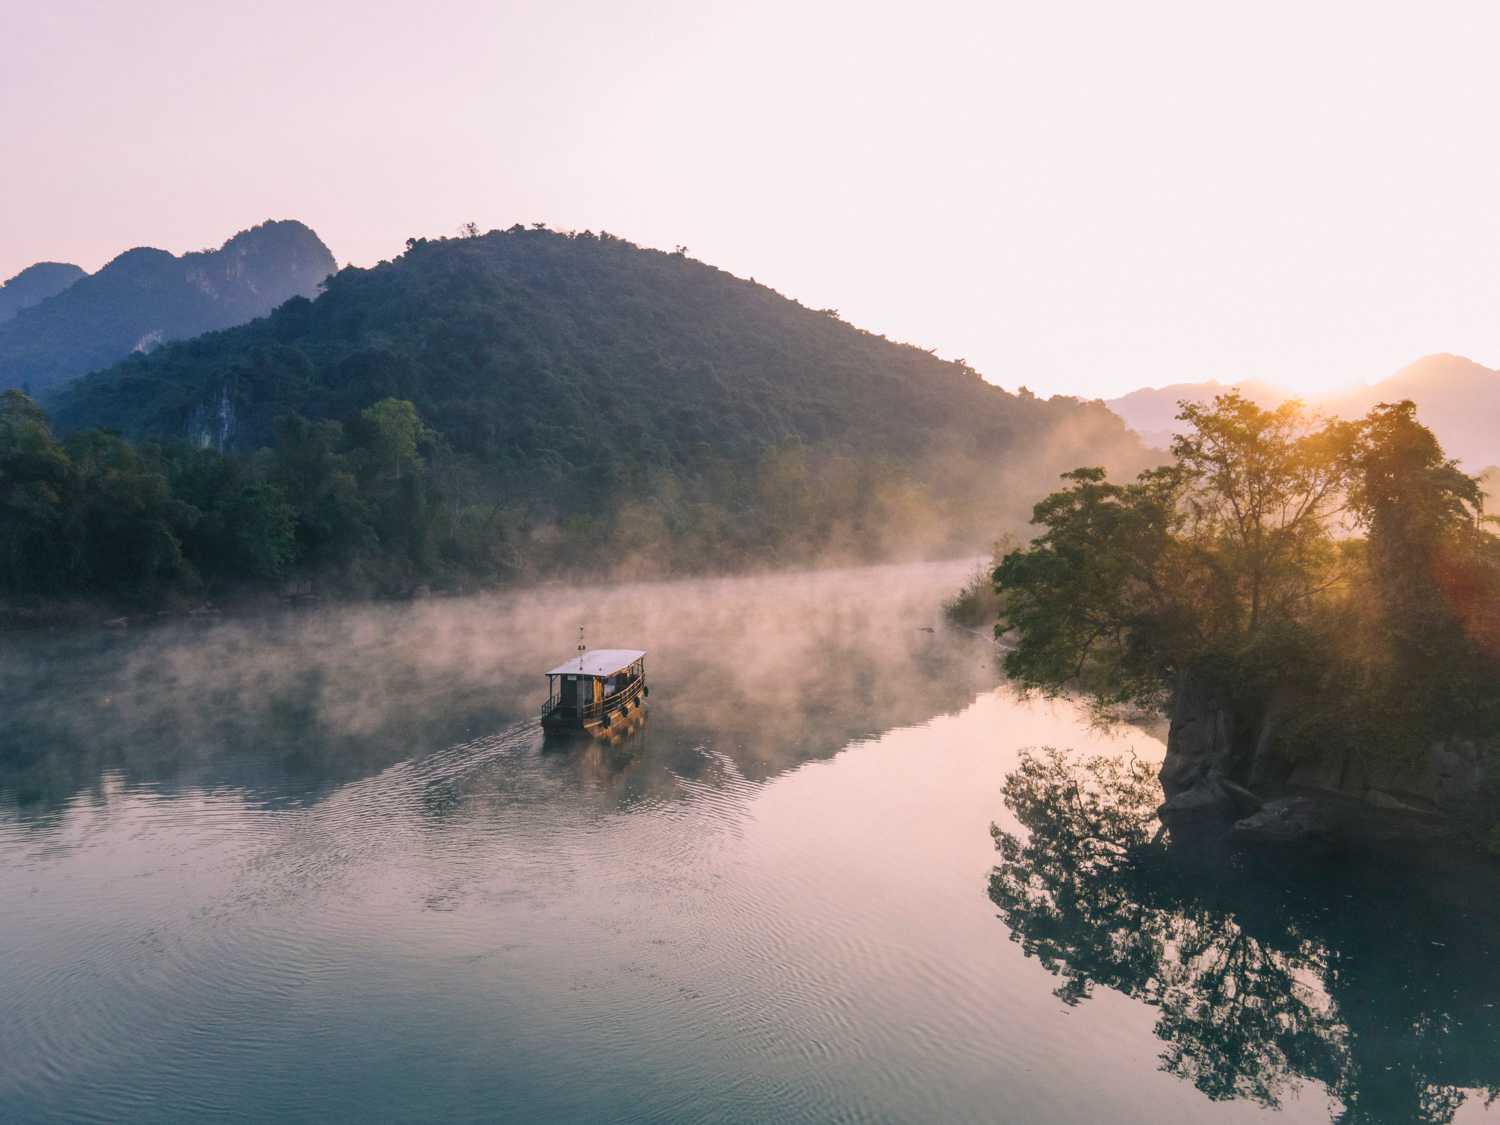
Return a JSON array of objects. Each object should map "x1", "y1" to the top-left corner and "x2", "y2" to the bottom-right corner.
[{"x1": 3, "y1": 562, "x2": 1499, "y2": 1124}]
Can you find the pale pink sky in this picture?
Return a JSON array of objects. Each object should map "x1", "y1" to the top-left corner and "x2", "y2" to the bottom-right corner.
[{"x1": 5, "y1": 0, "x2": 1500, "y2": 398}]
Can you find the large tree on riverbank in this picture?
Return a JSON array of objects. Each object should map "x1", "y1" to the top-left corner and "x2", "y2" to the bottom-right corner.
[{"x1": 993, "y1": 394, "x2": 1500, "y2": 742}]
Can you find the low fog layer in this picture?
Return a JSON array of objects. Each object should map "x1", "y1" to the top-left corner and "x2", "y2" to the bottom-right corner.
[{"x1": 2, "y1": 562, "x2": 997, "y2": 817}]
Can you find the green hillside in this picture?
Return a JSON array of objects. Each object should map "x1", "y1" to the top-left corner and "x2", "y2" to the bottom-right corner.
[{"x1": 9, "y1": 227, "x2": 1152, "y2": 603}]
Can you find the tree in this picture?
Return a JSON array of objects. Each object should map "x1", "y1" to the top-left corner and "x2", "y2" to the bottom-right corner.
[
  {"x1": 223, "y1": 481, "x2": 298, "y2": 579},
  {"x1": 1350, "y1": 400, "x2": 1484, "y2": 635},
  {"x1": 1171, "y1": 395, "x2": 1357, "y2": 635},
  {"x1": 64, "y1": 429, "x2": 196, "y2": 595},
  {"x1": 1336, "y1": 400, "x2": 1500, "y2": 737},
  {"x1": 994, "y1": 464, "x2": 1189, "y2": 712},
  {"x1": 0, "y1": 390, "x2": 72, "y2": 595},
  {"x1": 994, "y1": 393, "x2": 1498, "y2": 734},
  {"x1": 355, "y1": 398, "x2": 432, "y2": 483},
  {"x1": 271, "y1": 414, "x2": 372, "y2": 573}
]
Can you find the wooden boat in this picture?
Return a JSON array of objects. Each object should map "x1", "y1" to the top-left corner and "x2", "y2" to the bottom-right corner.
[{"x1": 540, "y1": 647, "x2": 648, "y2": 739}]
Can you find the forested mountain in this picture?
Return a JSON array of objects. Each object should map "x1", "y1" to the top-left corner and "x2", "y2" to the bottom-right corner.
[
  {"x1": 4, "y1": 227, "x2": 1153, "y2": 603},
  {"x1": 0, "y1": 262, "x2": 86, "y2": 324},
  {"x1": 1108, "y1": 355, "x2": 1500, "y2": 468},
  {"x1": 0, "y1": 220, "x2": 335, "y2": 396}
]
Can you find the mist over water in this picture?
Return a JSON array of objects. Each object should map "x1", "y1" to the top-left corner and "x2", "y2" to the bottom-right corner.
[
  {"x1": 3, "y1": 561, "x2": 995, "y2": 813},
  {"x1": 3, "y1": 561, "x2": 1499, "y2": 1123}
]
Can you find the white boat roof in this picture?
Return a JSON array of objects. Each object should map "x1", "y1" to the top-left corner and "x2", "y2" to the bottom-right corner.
[{"x1": 545, "y1": 649, "x2": 646, "y2": 677}]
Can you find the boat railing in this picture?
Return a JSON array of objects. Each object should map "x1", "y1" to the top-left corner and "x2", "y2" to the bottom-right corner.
[
  {"x1": 541, "y1": 674, "x2": 644, "y2": 722},
  {"x1": 581, "y1": 676, "x2": 644, "y2": 721},
  {"x1": 591, "y1": 677, "x2": 643, "y2": 718}
]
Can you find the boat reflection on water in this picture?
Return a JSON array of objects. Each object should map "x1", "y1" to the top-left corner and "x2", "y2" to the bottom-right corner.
[{"x1": 989, "y1": 748, "x2": 1500, "y2": 1124}]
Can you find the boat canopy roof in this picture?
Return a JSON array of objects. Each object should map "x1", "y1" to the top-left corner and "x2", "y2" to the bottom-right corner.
[{"x1": 545, "y1": 649, "x2": 646, "y2": 678}]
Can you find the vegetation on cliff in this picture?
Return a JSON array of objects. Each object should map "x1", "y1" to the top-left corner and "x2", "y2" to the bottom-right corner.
[{"x1": 990, "y1": 393, "x2": 1500, "y2": 760}]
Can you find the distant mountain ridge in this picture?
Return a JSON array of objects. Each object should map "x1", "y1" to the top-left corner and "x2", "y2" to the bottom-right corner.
[
  {"x1": 0, "y1": 220, "x2": 336, "y2": 395},
  {"x1": 0, "y1": 262, "x2": 86, "y2": 323},
  {"x1": 1107, "y1": 355, "x2": 1500, "y2": 468},
  {"x1": 1106, "y1": 378, "x2": 1292, "y2": 450},
  {"x1": 1323, "y1": 355, "x2": 1499, "y2": 469}
]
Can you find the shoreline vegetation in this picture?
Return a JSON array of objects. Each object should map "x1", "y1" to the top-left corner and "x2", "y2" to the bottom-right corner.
[
  {"x1": 0, "y1": 379, "x2": 1042, "y2": 631},
  {"x1": 941, "y1": 539, "x2": 1013, "y2": 630},
  {"x1": 980, "y1": 392, "x2": 1500, "y2": 852}
]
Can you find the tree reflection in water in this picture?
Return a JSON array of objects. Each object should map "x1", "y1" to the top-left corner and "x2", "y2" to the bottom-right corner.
[{"x1": 989, "y1": 750, "x2": 1500, "y2": 1124}]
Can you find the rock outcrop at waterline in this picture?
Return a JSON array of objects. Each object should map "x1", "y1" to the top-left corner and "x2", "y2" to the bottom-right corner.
[{"x1": 1157, "y1": 670, "x2": 1499, "y2": 850}]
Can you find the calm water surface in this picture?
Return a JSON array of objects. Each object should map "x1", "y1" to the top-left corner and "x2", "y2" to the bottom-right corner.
[{"x1": 3, "y1": 563, "x2": 1499, "y2": 1123}]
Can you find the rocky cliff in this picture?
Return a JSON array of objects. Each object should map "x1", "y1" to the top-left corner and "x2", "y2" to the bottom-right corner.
[{"x1": 1157, "y1": 669, "x2": 1499, "y2": 850}]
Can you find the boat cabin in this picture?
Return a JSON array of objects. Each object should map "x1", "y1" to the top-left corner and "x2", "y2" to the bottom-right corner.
[{"x1": 540, "y1": 648, "x2": 648, "y2": 737}]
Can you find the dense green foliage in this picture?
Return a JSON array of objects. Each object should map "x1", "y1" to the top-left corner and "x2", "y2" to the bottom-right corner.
[
  {"x1": 8, "y1": 227, "x2": 1152, "y2": 604},
  {"x1": 2, "y1": 388, "x2": 527, "y2": 602},
  {"x1": 0, "y1": 387, "x2": 393, "y2": 600},
  {"x1": 992, "y1": 394, "x2": 1500, "y2": 751},
  {"x1": 0, "y1": 262, "x2": 85, "y2": 324},
  {"x1": 0, "y1": 221, "x2": 334, "y2": 396},
  {"x1": 51, "y1": 227, "x2": 1135, "y2": 473}
]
